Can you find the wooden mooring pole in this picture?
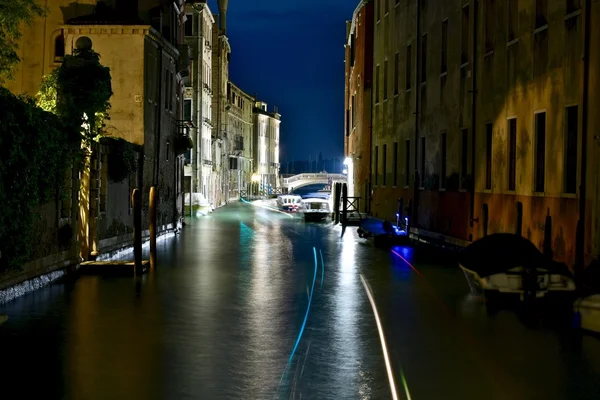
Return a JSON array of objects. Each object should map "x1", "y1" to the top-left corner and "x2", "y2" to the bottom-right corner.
[
  {"x1": 132, "y1": 189, "x2": 142, "y2": 275},
  {"x1": 149, "y1": 186, "x2": 157, "y2": 270}
]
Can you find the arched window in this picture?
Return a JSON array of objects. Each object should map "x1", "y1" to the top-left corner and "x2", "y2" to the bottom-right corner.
[{"x1": 54, "y1": 33, "x2": 65, "y2": 62}]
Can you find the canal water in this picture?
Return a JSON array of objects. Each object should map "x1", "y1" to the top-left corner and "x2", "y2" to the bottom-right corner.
[{"x1": 1, "y1": 201, "x2": 599, "y2": 399}]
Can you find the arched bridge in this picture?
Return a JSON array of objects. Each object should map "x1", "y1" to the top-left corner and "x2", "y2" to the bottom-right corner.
[{"x1": 282, "y1": 173, "x2": 347, "y2": 192}]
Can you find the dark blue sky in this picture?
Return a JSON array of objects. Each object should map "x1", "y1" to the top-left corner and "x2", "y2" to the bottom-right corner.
[{"x1": 207, "y1": 0, "x2": 356, "y2": 161}]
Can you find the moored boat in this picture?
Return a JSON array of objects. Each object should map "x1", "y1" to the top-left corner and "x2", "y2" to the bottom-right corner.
[
  {"x1": 276, "y1": 195, "x2": 303, "y2": 212},
  {"x1": 458, "y1": 233, "x2": 576, "y2": 302},
  {"x1": 301, "y1": 196, "x2": 331, "y2": 222}
]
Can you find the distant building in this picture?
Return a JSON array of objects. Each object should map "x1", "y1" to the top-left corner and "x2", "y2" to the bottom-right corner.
[
  {"x1": 227, "y1": 81, "x2": 255, "y2": 199},
  {"x1": 253, "y1": 101, "x2": 281, "y2": 192},
  {"x1": 367, "y1": 0, "x2": 600, "y2": 269},
  {"x1": 211, "y1": 0, "x2": 231, "y2": 206},
  {"x1": 344, "y1": 0, "x2": 374, "y2": 212},
  {"x1": 183, "y1": 1, "x2": 215, "y2": 204}
]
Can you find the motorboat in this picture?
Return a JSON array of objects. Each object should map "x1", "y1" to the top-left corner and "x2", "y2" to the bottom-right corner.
[
  {"x1": 574, "y1": 295, "x2": 600, "y2": 334},
  {"x1": 301, "y1": 196, "x2": 331, "y2": 222},
  {"x1": 573, "y1": 264, "x2": 600, "y2": 334},
  {"x1": 276, "y1": 195, "x2": 303, "y2": 212},
  {"x1": 184, "y1": 193, "x2": 212, "y2": 217},
  {"x1": 459, "y1": 233, "x2": 576, "y2": 302},
  {"x1": 357, "y1": 217, "x2": 409, "y2": 247}
]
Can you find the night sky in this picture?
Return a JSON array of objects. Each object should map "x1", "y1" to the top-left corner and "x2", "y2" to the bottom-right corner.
[{"x1": 207, "y1": 0, "x2": 356, "y2": 162}]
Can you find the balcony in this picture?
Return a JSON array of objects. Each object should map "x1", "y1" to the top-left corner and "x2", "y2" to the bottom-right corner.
[{"x1": 177, "y1": 44, "x2": 191, "y2": 77}]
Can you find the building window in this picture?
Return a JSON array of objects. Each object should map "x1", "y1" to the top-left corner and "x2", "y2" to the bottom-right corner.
[
  {"x1": 350, "y1": 33, "x2": 356, "y2": 66},
  {"x1": 508, "y1": 0, "x2": 518, "y2": 42},
  {"x1": 393, "y1": 142, "x2": 398, "y2": 186},
  {"x1": 54, "y1": 33, "x2": 65, "y2": 62},
  {"x1": 351, "y1": 95, "x2": 356, "y2": 129},
  {"x1": 405, "y1": 140, "x2": 411, "y2": 186},
  {"x1": 565, "y1": 106, "x2": 578, "y2": 194},
  {"x1": 421, "y1": 34, "x2": 427, "y2": 84},
  {"x1": 485, "y1": 123, "x2": 493, "y2": 190},
  {"x1": 185, "y1": 14, "x2": 193, "y2": 36},
  {"x1": 375, "y1": 64, "x2": 380, "y2": 103},
  {"x1": 508, "y1": 118, "x2": 517, "y2": 191},
  {"x1": 441, "y1": 20, "x2": 448, "y2": 73},
  {"x1": 440, "y1": 132, "x2": 447, "y2": 189},
  {"x1": 383, "y1": 59, "x2": 388, "y2": 100},
  {"x1": 374, "y1": 145, "x2": 379, "y2": 185},
  {"x1": 165, "y1": 70, "x2": 170, "y2": 110},
  {"x1": 183, "y1": 99, "x2": 192, "y2": 121},
  {"x1": 567, "y1": 0, "x2": 581, "y2": 14},
  {"x1": 535, "y1": 0, "x2": 548, "y2": 28},
  {"x1": 461, "y1": 5, "x2": 469, "y2": 65},
  {"x1": 534, "y1": 112, "x2": 546, "y2": 192},
  {"x1": 383, "y1": 144, "x2": 388, "y2": 185},
  {"x1": 346, "y1": 109, "x2": 350, "y2": 136},
  {"x1": 420, "y1": 137, "x2": 426, "y2": 187},
  {"x1": 485, "y1": 0, "x2": 495, "y2": 52},
  {"x1": 394, "y1": 52, "x2": 399, "y2": 95},
  {"x1": 461, "y1": 128, "x2": 468, "y2": 189},
  {"x1": 406, "y1": 44, "x2": 412, "y2": 90}
]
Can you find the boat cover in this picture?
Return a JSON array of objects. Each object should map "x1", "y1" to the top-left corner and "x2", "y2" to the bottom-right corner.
[{"x1": 459, "y1": 233, "x2": 573, "y2": 278}]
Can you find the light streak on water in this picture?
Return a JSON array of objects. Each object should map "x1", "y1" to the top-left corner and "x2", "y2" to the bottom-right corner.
[
  {"x1": 275, "y1": 246, "x2": 319, "y2": 398},
  {"x1": 359, "y1": 274, "x2": 401, "y2": 400}
]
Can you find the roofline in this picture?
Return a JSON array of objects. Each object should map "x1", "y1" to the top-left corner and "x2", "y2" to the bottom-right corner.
[
  {"x1": 186, "y1": 2, "x2": 215, "y2": 24},
  {"x1": 228, "y1": 80, "x2": 255, "y2": 101},
  {"x1": 347, "y1": 0, "x2": 368, "y2": 46}
]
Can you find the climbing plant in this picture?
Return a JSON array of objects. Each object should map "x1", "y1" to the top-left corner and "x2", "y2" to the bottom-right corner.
[
  {"x1": 101, "y1": 137, "x2": 140, "y2": 183},
  {"x1": 175, "y1": 135, "x2": 194, "y2": 156},
  {"x1": 38, "y1": 46, "x2": 113, "y2": 145},
  {"x1": 0, "y1": 0, "x2": 45, "y2": 83},
  {"x1": 0, "y1": 88, "x2": 73, "y2": 270}
]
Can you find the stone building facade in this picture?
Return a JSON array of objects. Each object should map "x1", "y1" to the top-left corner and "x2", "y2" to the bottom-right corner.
[
  {"x1": 365, "y1": 0, "x2": 600, "y2": 269},
  {"x1": 253, "y1": 102, "x2": 281, "y2": 191},
  {"x1": 1, "y1": 0, "x2": 187, "y2": 293},
  {"x1": 211, "y1": 0, "x2": 231, "y2": 206},
  {"x1": 345, "y1": 0, "x2": 374, "y2": 212},
  {"x1": 227, "y1": 81, "x2": 255, "y2": 199},
  {"x1": 183, "y1": 1, "x2": 215, "y2": 204}
]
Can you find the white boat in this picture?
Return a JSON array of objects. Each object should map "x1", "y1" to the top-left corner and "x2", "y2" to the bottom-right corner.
[
  {"x1": 276, "y1": 195, "x2": 303, "y2": 212},
  {"x1": 301, "y1": 197, "x2": 331, "y2": 222},
  {"x1": 459, "y1": 233, "x2": 576, "y2": 302},
  {"x1": 573, "y1": 294, "x2": 600, "y2": 334}
]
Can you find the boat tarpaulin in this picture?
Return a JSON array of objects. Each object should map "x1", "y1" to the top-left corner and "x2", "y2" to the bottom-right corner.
[{"x1": 459, "y1": 233, "x2": 572, "y2": 278}]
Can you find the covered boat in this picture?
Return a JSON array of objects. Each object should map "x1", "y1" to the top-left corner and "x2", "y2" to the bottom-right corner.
[
  {"x1": 459, "y1": 233, "x2": 575, "y2": 301},
  {"x1": 276, "y1": 195, "x2": 303, "y2": 212},
  {"x1": 301, "y1": 194, "x2": 331, "y2": 222}
]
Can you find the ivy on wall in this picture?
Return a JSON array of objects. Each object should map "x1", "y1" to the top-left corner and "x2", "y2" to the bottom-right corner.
[
  {"x1": 100, "y1": 137, "x2": 141, "y2": 183},
  {"x1": 0, "y1": 88, "x2": 74, "y2": 270},
  {"x1": 0, "y1": 46, "x2": 114, "y2": 272}
]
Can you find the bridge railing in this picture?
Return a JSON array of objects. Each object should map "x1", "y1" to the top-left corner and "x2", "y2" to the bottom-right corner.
[{"x1": 282, "y1": 173, "x2": 347, "y2": 186}]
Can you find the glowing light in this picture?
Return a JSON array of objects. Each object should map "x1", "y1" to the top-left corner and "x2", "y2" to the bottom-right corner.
[
  {"x1": 360, "y1": 274, "x2": 400, "y2": 400},
  {"x1": 343, "y1": 157, "x2": 353, "y2": 166},
  {"x1": 343, "y1": 168, "x2": 348, "y2": 174}
]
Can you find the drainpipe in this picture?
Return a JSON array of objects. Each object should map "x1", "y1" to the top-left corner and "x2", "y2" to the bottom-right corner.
[
  {"x1": 413, "y1": 0, "x2": 421, "y2": 225},
  {"x1": 469, "y1": 0, "x2": 479, "y2": 234},
  {"x1": 576, "y1": 0, "x2": 591, "y2": 281}
]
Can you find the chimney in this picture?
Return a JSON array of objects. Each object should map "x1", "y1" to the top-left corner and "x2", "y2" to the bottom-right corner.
[{"x1": 217, "y1": 0, "x2": 228, "y2": 33}]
